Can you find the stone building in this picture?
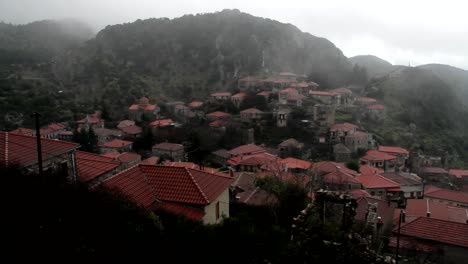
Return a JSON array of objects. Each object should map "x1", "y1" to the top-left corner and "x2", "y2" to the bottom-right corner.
[{"x1": 128, "y1": 96, "x2": 160, "y2": 122}]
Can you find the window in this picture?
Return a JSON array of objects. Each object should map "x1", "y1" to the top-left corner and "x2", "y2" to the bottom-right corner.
[
  {"x1": 370, "y1": 191, "x2": 375, "y2": 196},
  {"x1": 215, "y1": 201, "x2": 220, "y2": 220}
]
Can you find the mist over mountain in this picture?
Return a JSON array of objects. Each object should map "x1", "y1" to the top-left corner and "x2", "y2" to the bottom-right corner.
[
  {"x1": 0, "y1": 19, "x2": 93, "y2": 65},
  {"x1": 54, "y1": 9, "x2": 352, "y2": 102},
  {"x1": 349, "y1": 55, "x2": 396, "y2": 78}
]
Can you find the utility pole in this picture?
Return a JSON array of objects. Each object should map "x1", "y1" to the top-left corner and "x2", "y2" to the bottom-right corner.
[
  {"x1": 32, "y1": 112, "x2": 44, "y2": 176},
  {"x1": 395, "y1": 209, "x2": 405, "y2": 264}
]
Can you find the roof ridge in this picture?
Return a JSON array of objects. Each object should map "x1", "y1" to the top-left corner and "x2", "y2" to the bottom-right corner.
[
  {"x1": 184, "y1": 167, "x2": 210, "y2": 204},
  {"x1": 0, "y1": 131, "x2": 79, "y2": 147},
  {"x1": 139, "y1": 165, "x2": 161, "y2": 204}
]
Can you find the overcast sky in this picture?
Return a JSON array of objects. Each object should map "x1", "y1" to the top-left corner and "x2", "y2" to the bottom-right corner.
[{"x1": 1, "y1": 0, "x2": 467, "y2": 70}]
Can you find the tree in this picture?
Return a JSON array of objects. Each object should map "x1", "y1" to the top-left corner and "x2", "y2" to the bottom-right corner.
[{"x1": 345, "y1": 160, "x2": 359, "y2": 171}]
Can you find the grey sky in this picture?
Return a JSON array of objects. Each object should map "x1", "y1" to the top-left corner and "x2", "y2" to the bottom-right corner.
[{"x1": 1, "y1": 0, "x2": 467, "y2": 70}]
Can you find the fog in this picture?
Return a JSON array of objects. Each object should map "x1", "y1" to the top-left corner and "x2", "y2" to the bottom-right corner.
[{"x1": 1, "y1": 0, "x2": 467, "y2": 70}]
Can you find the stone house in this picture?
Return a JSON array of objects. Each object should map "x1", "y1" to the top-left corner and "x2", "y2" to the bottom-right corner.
[
  {"x1": 0, "y1": 132, "x2": 79, "y2": 180},
  {"x1": 344, "y1": 131, "x2": 369, "y2": 153},
  {"x1": 354, "y1": 97, "x2": 377, "y2": 106},
  {"x1": 39, "y1": 123, "x2": 68, "y2": 139},
  {"x1": 419, "y1": 167, "x2": 450, "y2": 184},
  {"x1": 363, "y1": 104, "x2": 385, "y2": 121},
  {"x1": 360, "y1": 150, "x2": 398, "y2": 172},
  {"x1": 210, "y1": 149, "x2": 231, "y2": 166},
  {"x1": 330, "y1": 88, "x2": 354, "y2": 106},
  {"x1": 149, "y1": 118, "x2": 174, "y2": 137},
  {"x1": 94, "y1": 128, "x2": 123, "y2": 143},
  {"x1": 275, "y1": 106, "x2": 292, "y2": 128},
  {"x1": 313, "y1": 104, "x2": 336, "y2": 130},
  {"x1": 210, "y1": 92, "x2": 232, "y2": 101},
  {"x1": 278, "y1": 88, "x2": 299, "y2": 105},
  {"x1": 102, "y1": 151, "x2": 142, "y2": 171},
  {"x1": 355, "y1": 173, "x2": 401, "y2": 200},
  {"x1": 75, "y1": 151, "x2": 119, "y2": 184},
  {"x1": 128, "y1": 96, "x2": 160, "y2": 122},
  {"x1": 381, "y1": 172, "x2": 424, "y2": 199},
  {"x1": 378, "y1": 146, "x2": 409, "y2": 167},
  {"x1": 99, "y1": 139, "x2": 133, "y2": 154},
  {"x1": 423, "y1": 186, "x2": 468, "y2": 208},
  {"x1": 100, "y1": 164, "x2": 233, "y2": 224},
  {"x1": 117, "y1": 120, "x2": 135, "y2": 130},
  {"x1": 152, "y1": 142, "x2": 185, "y2": 161},
  {"x1": 240, "y1": 108, "x2": 264, "y2": 123},
  {"x1": 329, "y1": 123, "x2": 358, "y2": 144},
  {"x1": 278, "y1": 138, "x2": 304, "y2": 158},
  {"x1": 333, "y1": 143, "x2": 351, "y2": 162},
  {"x1": 231, "y1": 92, "x2": 248, "y2": 108},
  {"x1": 206, "y1": 111, "x2": 231, "y2": 122},
  {"x1": 309, "y1": 90, "x2": 340, "y2": 105},
  {"x1": 76, "y1": 114, "x2": 105, "y2": 131},
  {"x1": 238, "y1": 76, "x2": 262, "y2": 91},
  {"x1": 323, "y1": 170, "x2": 362, "y2": 191}
]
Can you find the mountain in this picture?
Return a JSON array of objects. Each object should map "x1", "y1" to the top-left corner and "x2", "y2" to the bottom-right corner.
[
  {"x1": 366, "y1": 66, "x2": 468, "y2": 158},
  {"x1": 0, "y1": 19, "x2": 93, "y2": 66},
  {"x1": 349, "y1": 55, "x2": 395, "y2": 78},
  {"x1": 417, "y1": 64, "x2": 468, "y2": 99},
  {"x1": 54, "y1": 9, "x2": 353, "y2": 103}
]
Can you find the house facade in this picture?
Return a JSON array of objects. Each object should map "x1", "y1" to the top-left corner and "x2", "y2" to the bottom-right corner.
[
  {"x1": 152, "y1": 142, "x2": 185, "y2": 161},
  {"x1": 128, "y1": 96, "x2": 160, "y2": 121}
]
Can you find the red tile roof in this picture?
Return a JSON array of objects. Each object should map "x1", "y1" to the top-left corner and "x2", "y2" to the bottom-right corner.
[
  {"x1": 378, "y1": 146, "x2": 409, "y2": 155},
  {"x1": 227, "y1": 144, "x2": 265, "y2": 156},
  {"x1": 162, "y1": 161, "x2": 222, "y2": 175},
  {"x1": 117, "y1": 120, "x2": 135, "y2": 129},
  {"x1": 330, "y1": 123, "x2": 358, "y2": 132},
  {"x1": 359, "y1": 165, "x2": 384, "y2": 175},
  {"x1": 119, "y1": 125, "x2": 142, "y2": 135},
  {"x1": 228, "y1": 152, "x2": 277, "y2": 166},
  {"x1": 9, "y1": 127, "x2": 34, "y2": 135},
  {"x1": 398, "y1": 199, "x2": 468, "y2": 224},
  {"x1": 356, "y1": 173, "x2": 400, "y2": 189},
  {"x1": 187, "y1": 101, "x2": 203, "y2": 108},
  {"x1": 330, "y1": 87, "x2": 352, "y2": 94},
  {"x1": 346, "y1": 189, "x2": 371, "y2": 198},
  {"x1": 395, "y1": 217, "x2": 468, "y2": 248},
  {"x1": 76, "y1": 115, "x2": 103, "y2": 124},
  {"x1": 291, "y1": 82, "x2": 309, "y2": 88},
  {"x1": 323, "y1": 171, "x2": 361, "y2": 184},
  {"x1": 280, "y1": 88, "x2": 298, "y2": 94},
  {"x1": 420, "y1": 167, "x2": 448, "y2": 174},
  {"x1": 102, "y1": 165, "x2": 233, "y2": 208},
  {"x1": 309, "y1": 90, "x2": 338, "y2": 96},
  {"x1": 210, "y1": 92, "x2": 232, "y2": 97},
  {"x1": 361, "y1": 150, "x2": 397, "y2": 161},
  {"x1": 153, "y1": 202, "x2": 205, "y2": 221},
  {"x1": 356, "y1": 196, "x2": 394, "y2": 222},
  {"x1": 257, "y1": 91, "x2": 272, "y2": 96},
  {"x1": 206, "y1": 111, "x2": 231, "y2": 118},
  {"x1": 94, "y1": 128, "x2": 122, "y2": 137},
  {"x1": 116, "y1": 152, "x2": 141, "y2": 163},
  {"x1": 312, "y1": 161, "x2": 358, "y2": 176},
  {"x1": 355, "y1": 97, "x2": 377, "y2": 103},
  {"x1": 280, "y1": 157, "x2": 312, "y2": 170},
  {"x1": 232, "y1": 92, "x2": 248, "y2": 98},
  {"x1": 152, "y1": 142, "x2": 184, "y2": 151},
  {"x1": 448, "y1": 169, "x2": 468, "y2": 179},
  {"x1": 101, "y1": 165, "x2": 157, "y2": 209},
  {"x1": 388, "y1": 237, "x2": 438, "y2": 252},
  {"x1": 424, "y1": 188, "x2": 468, "y2": 204},
  {"x1": 287, "y1": 94, "x2": 306, "y2": 101},
  {"x1": 102, "y1": 151, "x2": 121, "y2": 159},
  {"x1": 128, "y1": 104, "x2": 157, "y2": 111},
  {"x1": 138, "y1": 156, "x2": 160, "y2": 165},
  {"x1": 149, "y1": 118, "x2": 173, "y2": 127},
  {"x1": 0, "y1": 132, "x2": 79, "y2": 167},
  {"x1": 240, "y1": 108, "x2": 264, "y2": 114},
  {"x1": 366, "y1": 104, "x2": 385, "y2": 110},
  {"x1": 99, "y1": 139, "x2": 133, "y2": 148},
  {"x1": 76, "y1": 151, "x2": 119, "y2": 182}
]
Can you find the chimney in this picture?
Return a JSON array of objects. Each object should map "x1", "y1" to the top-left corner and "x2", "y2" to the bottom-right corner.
[
  {"x1": 401, "y1": 210, "x2": 406, "y2": 223},
  {"x1": 426, "y1": 211, "x2": 431, "y2": 217},
  {"x1": 229, "y1": 169, "x2": 234, "y2": 178}
]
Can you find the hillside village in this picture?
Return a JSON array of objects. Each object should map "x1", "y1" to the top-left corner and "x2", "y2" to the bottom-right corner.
[{"x1": 2, "y1": 69, "x2": 468, "y2": 262}]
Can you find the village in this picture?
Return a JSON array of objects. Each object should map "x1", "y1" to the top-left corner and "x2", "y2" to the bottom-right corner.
[{"x1": 2, "y1": 71, "x2": 468, "y2": 263}]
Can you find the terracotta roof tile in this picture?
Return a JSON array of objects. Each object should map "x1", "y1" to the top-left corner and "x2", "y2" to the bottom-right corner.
[
  {"x1": 359, "y1": 165, "x2": 384, "y2": 175},
  {"x1": 227, "y1": 144, "x2": 265, "y2": 156},
  {"x1": 312, "y1": 161, "x2": 358, "y2": 176},
  {"x1": 323, "y1": 171, "x2": 361, "y2": 184},
  {"x1": 116, "y1": 152, "x2": 141, "y2": 163},
  {"x1": 424, "y1": 188, "x2": 468, "y2": 204},
  {"x1": 0, "y1": 132, "x2": 79, "y2": 167},
  {"x1": 366, "y1": 104, "x2": 385, "y2": 110},
  {"x1": 378, "y1": 146, "x2": 409, "y2": 155},
  {"x1": 280, "y1": 157, "x2": 311, "y2": 170},
  {"x1": 210, "y1": 92, "x2": 232, "y2": 97},
  {"x1": 76, "y1": 151, "x2": 119, "y2": 182},
  {"x1": 206, "y1": 111, "x2": 231, "y2": 118},
  {"x1": 449, "y1": 169, "x2": 468, "y2": 179},
  {"x1": 310, "y1": 90, "x2": 338, "y2": 96},
  {"x1": 240, "y1": 108, "x2": 264, "y2": 114},
  {"x1": 119, "y1": 125, "x2": 142, "y2": 135},
  {"x1": 149, "y1": 118, "x2": 174, "y2": 127},
  {"x1": 330, "y1": 123, "x2": 358, "y2": 132},
  {"x1": 280, "y1": 88, "x2": 298, "y2": 94},
  {"x1": 395, "y1": 217, "x2": 468, "y2": 248},
  {"x1": 356, "y1": 173, "x2": 400, "y2": 189},
  {"x1": 153, "y1": 202, "x2": 205, "y2": 221},
  {"x1": 399, "y1": 199, "x2": 468, "y2": 224},
  {"x1": 232, "y1": 92, "x2": 248, "y2": 98},
  {"x1": 152, "y1": 142, "x2": 184, "y2": 151},
  {"x1": 9, "y1": 127, "x2": 34, "y2": 135},
  {"x1": 117, "y1": 120, "x2": 135, "y2": 129},
  {"x1": 420, "y1": 167, "x2": 448, "y2": 174},
  {"x1": 188, "y1": 101, "x2": 204, "y2": 108},
  {"x1": 361, "y1": 150, "x2": 397, "y2": 161},
  {"x1": 355, "y1": 97, "x2": 377, "y2": 103},
  {"x1": 99, "y1": 139, "x2": 133, "y2": 148}
]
